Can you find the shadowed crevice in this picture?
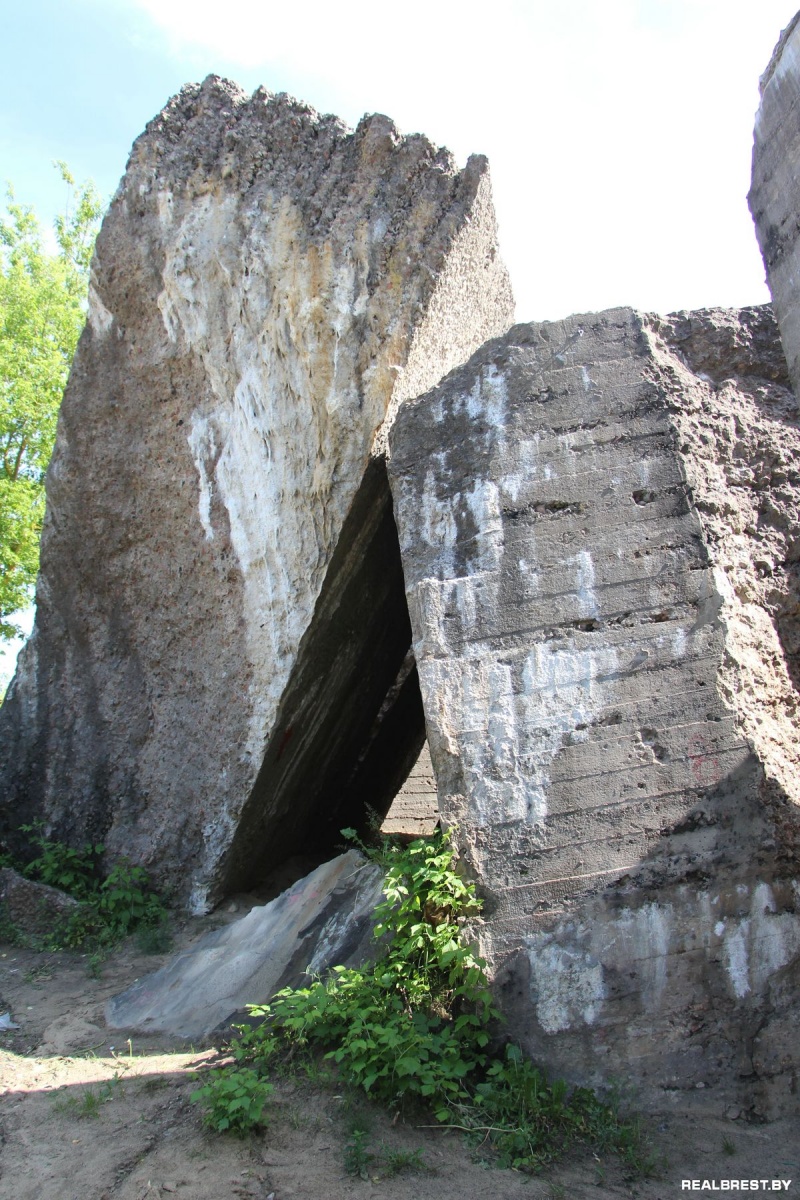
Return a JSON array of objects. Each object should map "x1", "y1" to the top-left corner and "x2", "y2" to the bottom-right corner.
[{"x1": 220, "y1": 456, "x2": 427, "y2": 896}]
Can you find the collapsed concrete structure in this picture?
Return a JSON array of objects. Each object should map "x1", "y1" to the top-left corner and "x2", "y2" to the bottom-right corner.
[
  {"x1": 4, "y1": 17, "x2": 800, "y2": 1114},
  {"x1": 0, "y1": 77, "x2": 513, "y2": 910}
]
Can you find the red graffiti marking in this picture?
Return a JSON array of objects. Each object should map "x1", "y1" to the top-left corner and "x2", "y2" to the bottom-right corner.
[
  {"x1": 687, "y1": 730, "x2": 721, "y2": 786},
  {"x1": 276, "y1": 725, "x2": 295, "y2": 762}
]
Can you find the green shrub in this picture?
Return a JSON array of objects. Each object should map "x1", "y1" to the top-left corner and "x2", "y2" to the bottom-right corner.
[
  {"x1": 244, "y1": 830, "x2": 496, "y2": 1110},
  {"x1": 190, "y1": 1067, "x2": 273, "y2": 1136},
  {"x1": 20, "y1": 821, "x2": 102, "y2": 899},
  {"x1": 1, "y1": 824, "x2": 168, "y2": 952},
  {"x1": 98, "y1": 860, "x2": 166, "y2": 937},
  {"x1": 205, "y1": 829, "x2": 656, "y2": 1176}
]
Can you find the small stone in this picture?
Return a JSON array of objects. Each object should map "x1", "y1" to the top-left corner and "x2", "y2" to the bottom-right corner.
[{"x1": 0, "y1": 868, "x2": 81, "y2": 937}]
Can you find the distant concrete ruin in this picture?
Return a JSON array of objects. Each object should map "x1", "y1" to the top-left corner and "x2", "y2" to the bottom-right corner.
[
  {"x1": 750, "y1": 11, "x2": 800, "y2": 404},
  {"x1": 3, "y1": 16, "x2": 800, "y2": 1116}
]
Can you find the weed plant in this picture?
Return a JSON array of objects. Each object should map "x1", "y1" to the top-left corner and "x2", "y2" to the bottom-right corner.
[
  {"x1": 446, "y1": 1043, "x2": 654, "y2": 1174},
  {"x1": 190, "y1": 1067, "x2": 273, "y2": 1136},
  {"x1": 0, "y1": 821, "x2": 169, "y2": 953},
  {"x1": 20, "y1": 822, "x2": 103, "y2": 899},
  {"x1": 241, "y1": 831, "x2": 496, "y2": 1111},
  {"x1": 343, "y1": 1128, "x2": 374, "y2": 1179},
  {"x1": 342, "y1": 1126, "x2": 430, "y2": 1180},
  {"x1": 51, "y1": 1077, "x2": 120, "y2": 1119}
]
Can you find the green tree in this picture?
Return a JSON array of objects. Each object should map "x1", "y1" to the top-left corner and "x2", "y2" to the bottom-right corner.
[{"x1": 0, "y1": 163, "x2": 102, "y2": 638}]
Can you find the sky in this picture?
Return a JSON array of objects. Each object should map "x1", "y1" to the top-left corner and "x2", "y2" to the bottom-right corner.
[
  {"x1": 1, "y1": 0, "x2": 799, "y2": 683},
  {"x1": 3, "y1": 0, "x2": 798, "y2": 321}
]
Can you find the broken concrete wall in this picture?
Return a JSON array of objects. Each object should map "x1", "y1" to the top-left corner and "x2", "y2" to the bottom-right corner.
[
  {"x1": 750, "y1": 12, "x2": 800, "y2": 401},
  {"x1": 387, "y1": 305, "x2": 800, "y2": 1116},
  {"x1": 0, "y1": 77, "x2": 513, "y2": 909}
]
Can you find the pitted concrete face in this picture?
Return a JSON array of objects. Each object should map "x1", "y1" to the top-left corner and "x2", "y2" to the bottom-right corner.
[
  {"x1": 388, "y1": 305, "x2": 800, "y2": 1116},
  {"x1": 0, "y1": 77, "x2": 513, "y2": 908}
]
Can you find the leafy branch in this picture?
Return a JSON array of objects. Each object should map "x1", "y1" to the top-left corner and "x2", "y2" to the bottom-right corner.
[{"x1": 0, "y1": 164, "x2": 103, "y2": 637}]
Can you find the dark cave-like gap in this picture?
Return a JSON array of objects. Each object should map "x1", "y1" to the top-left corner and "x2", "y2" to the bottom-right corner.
[{"x1": 220, "y1": 454, "x2": 435, "y2": 898}]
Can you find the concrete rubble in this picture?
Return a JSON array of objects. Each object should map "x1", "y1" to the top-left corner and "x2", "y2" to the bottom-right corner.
[
  {"x1": 0, "y1": 867, "x2": 82, "y2": 939},
  {"x1": 106, "y1": 850, "x2": 384, "y2": 1038}
]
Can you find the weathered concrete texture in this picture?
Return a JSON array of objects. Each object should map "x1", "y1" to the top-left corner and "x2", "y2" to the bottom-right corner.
[
  {"x1": 649, "y1": 307, "x2": 800, "y2": 817},
  {"x1": 0, "y1": 77, "x2": 513, "y2": 909},
  {"x1": 750, "y1": 12, "x2": 800, "y2": 400},
  {"x1": 106, "y1": 850, "x2": 384, "y2": 1038},
  {"x1": 387, "y1": 305, "x2": 800, "y2": 1116},
  {"x1": 380, "y1": 742, "x2": 439, "y2": 838}
]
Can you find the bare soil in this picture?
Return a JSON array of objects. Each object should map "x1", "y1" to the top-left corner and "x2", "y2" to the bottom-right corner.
[{"x1": 1, "y1": 925, "x2": 798, "y2": 1200}]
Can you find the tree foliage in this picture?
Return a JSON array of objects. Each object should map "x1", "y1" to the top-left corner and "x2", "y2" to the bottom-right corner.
[{"x1": 0, "y1": 163, "x2": 102, "y2": 637}]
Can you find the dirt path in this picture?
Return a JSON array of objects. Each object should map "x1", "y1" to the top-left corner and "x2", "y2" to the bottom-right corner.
[{"x1": 1, "y1": 934, "x2": 798, "y2": 1200}]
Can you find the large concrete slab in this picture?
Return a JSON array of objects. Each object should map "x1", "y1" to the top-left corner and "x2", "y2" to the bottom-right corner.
[
  {"x1": 0, "y1": 77, "x2": 513, "y2": 909},
  {"x1": 388, "y1": 304, "x2": 800, "y2": 1116}
]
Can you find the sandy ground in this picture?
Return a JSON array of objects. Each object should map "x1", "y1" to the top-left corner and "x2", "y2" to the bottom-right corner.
[{"x1": 1, "y1": 927, "x2": 798, "y2": 1200}]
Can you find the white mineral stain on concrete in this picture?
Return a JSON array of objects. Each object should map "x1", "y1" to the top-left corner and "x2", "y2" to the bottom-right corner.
[
  {"x1": 574, "y1": 550, "x2": 598, "y2": 618},
  {"x1": 156, "y1": 187, "x2": 174, "y2": 227},
  {"x1": 721, "y1": 882, "x2": 800, "y2": 1000},
  {"x1": 88, "y1": 281, "x2": 114, "y2": 336},
  {"x1": 187, "y1": 414, "x2": 216, "y2": 542},
  {"x1": 725, "y1": 922, "x2": 752, "y2": 998},
  {"x1": 466, "y1": 480, "x2": 503, "y2": 574},
  {"x1": 527, "y1": 938, "x2": 605, "y2": 1034},
  {"x1": 462, "y1": 363, "x2": 507, "y2": 425},
  {"x1": 418, "y1": 476, "x2": 459, "y2": 580},
  {"x1": 524, "y1": 883, "x2": 800, "y2": 1034},
  {"x1": 501, "y1": 437, "x2": 544, "y2": 503},
  {"x1": 418, "y1": 640, "x2": 618, "y2": 826}
]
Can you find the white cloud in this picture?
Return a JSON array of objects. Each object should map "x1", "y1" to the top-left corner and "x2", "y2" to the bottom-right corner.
[{"x1": 117, "y1": 0, "x2": 797, "y2": 318}]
